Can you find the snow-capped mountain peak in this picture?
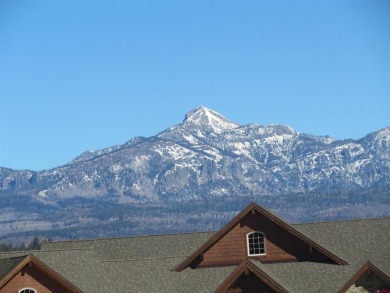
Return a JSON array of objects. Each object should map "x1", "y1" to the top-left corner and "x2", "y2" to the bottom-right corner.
[
  {"x1": 183, "y1": 106, "x2": 238, "y2": 133},
  {"x1": 1, "y1": 107, "x2": 389, "y2": 204},
  {"x1": 375, "y1": 127, "x2": 390, "y2": 140}
]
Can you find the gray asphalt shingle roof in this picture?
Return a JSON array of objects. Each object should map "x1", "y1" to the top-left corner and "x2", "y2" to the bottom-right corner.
[
  {"x1": 101, "y1": 257, "x2": 235, "y2": 292},
  {"x1": 1, "y1": 217, "x2": 389, "y2": 292},
  {"x1": 252, "y1": 260, "x2": 355, "y2": 293},
  {"x1": 294, "y1": 218, "x2": 390, "y2": 264},
  {"x1": 0, "y1": 255, "x2": 26, "y2": 281},
  {"x1": 41, "y1": 231, "x2": 216, "y2": 262}
]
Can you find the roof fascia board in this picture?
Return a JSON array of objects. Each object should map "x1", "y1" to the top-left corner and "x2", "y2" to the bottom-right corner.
[
  {"x1": 28, "y1": 254, "x2": 83, "y2": 293},
  {"x1": 0, "y1": 255, "x2": 29, "y2": 288},
  {"x1": 338, "y1": 261, "x2": 390, "y2": 293},
  {"x1": 0, "y1": 254, "x2": 83, "y2": 293},
  {"x1": 246, "y1": 261, "x2": 289, "y2": 293},
  {"x1": 214, "y1": 261, "x2": 247, "y2": 292},
  {"x1": 174, "y1": 202, "x2": 346, "y2": 271},
  {"x1": 252, "y1": 204, "x2": 348, "y2": 265},
  {"x1": 174, "y1": 203, "x2": 254, "y2": 271},
  {"x1": 215, "y1": 260, "x2": 289, "y2": 293}
]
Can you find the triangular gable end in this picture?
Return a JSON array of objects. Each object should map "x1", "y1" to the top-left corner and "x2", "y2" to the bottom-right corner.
[
  {"x1": 0, "y1": 254, "x2": 82, "y2": 293},
  {"x1": 338, "y1": 261, "x2": 390, "y2": 293},
  {"x1": 175, "y1": 202, "x2": 347, "y2": 271},
  {"x1": 215, "y1": 259, "x2": 288, "y2": 293}
]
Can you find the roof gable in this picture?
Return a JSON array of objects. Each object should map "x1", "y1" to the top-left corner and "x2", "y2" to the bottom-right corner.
[
  {"x1": 174, "y1": 202, "x2": 347, "y2": 271},
  {"x1": 338, "y1": 261, "x2": 390, "y2": 293},
  {"x1": 0, "y1": 254, "x2": 83, "y2": 293},
  {"x1": 0, "y1": 255, "x2": 26, "y2": 281},
  {"x1": 215, "y1": 259, "x2": 288, "y2": 293}
]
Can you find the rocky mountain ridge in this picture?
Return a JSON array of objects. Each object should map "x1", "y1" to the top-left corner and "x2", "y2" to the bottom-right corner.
[{"x1": 1, "y1": 106, "x2": 389, "y2": 203}]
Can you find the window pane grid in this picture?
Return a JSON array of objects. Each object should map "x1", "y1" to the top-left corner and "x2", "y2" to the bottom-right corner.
[
  {"x1": 19, "y1": 289, "x2": 36, "y2": 293},
  {"x1": 247, "y1": 232, "x2": 265, "y2": 255}
]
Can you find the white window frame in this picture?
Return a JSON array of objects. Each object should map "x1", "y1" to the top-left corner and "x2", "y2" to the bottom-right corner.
[
  {"x1": 19, "y1": 288, "x2": 37, "y2": 293},
  {"x1": 247, "y1": 231, "x2": 266, "y2": 256}
]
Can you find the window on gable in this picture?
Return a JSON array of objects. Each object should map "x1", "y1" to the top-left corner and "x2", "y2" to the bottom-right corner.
[
  {"x1": 19, "y1": 289, "x2": 37, "y2": 293},
  {"x1": 247, "y1": 231, "x2": 265, "y2": 256}
]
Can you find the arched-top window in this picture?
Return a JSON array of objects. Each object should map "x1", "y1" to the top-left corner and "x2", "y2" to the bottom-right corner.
[
  {"x1": 19, "y1": 289, "x2": 37, "y2": 293},
  {"x1": 247, "y1": 231, "x2": 266, "y2": 256}
]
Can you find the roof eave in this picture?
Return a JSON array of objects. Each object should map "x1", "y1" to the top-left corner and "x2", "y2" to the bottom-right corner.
[
  {"x1": 215, "y1": 259, "x2": 289, "y2": 293},
  {"x1": 174, "y1": 202, "x2": 347, "y2": 271},
  {"x1": 338, "y1": 261, "x2": 390, "y2": 293},
  {"x1": 0, "y1": 254, "x2": 83, "y2": 293}
]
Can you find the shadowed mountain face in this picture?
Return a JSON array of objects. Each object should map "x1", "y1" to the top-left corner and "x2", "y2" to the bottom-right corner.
[{"x1": 1, "y1": 107, "x2": 390, "y2": 203}]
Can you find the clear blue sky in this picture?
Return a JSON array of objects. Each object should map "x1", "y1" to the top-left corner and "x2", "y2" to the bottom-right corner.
[{"x1": 0, "y1": 0, "x2": 389, "y2": 171}]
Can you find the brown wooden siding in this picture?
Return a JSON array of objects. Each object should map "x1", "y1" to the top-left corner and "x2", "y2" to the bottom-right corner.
[
  {"x1": 200, "y1": 210, "x2": 329, "y2": 267},
  {"x1": 0, "y1": 266, "x2": 75, "y2": 293}
]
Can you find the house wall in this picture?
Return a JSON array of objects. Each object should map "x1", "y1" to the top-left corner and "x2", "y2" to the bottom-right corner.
[
  {"x1": 0, "y1": 266, "x2": 73, "y2": 293},
  {"x1": 200, "y1": 210, "x2": 327, "y2": 266}
]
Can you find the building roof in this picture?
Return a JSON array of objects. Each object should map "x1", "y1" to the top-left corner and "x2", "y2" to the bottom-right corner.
[
  {"x1": 0, "y1": 256, "x2": 26, "y2": 281},
  {"x1": 1, "y1": 203, "x2": 389, "y2": 292},
  {"x1": 215, "y1": 260, "x2": 290, "y2": 293},
  {"x1": 293, "y1": 217, "x2": 390, "y2": 267},
  {"x1": 174, "y1": 202, "x2": 347, "y2": 271},
  {"x1": 0, "y1": 254, "x2": 83, "y2": 292},
  {"x1": 40, "y1": 231, "x2": 215, "y2": 261},
  {"x1": 338, "y1": 261, "x2": 390, "y2": 293}
]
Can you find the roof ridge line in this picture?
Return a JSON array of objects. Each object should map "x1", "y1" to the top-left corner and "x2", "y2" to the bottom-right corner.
[
  {"x1": 40, "y1": 247, "x2": 93, "y2": 252},
  {"x1": 174, "y1": 202, "x2": 348, "y2": 271},
  {"x1": 42, "y1": 231, "x2": 216, "y2": 244},
  {"x1": 292, "y1": 216, "x2": 390, "y2": 225},
  {"x1": 100, "y1": 255, "x2": 190, "y2": 263},
  {"x1": 0, "y1": 249, "x2": 41, "y2": 255}
]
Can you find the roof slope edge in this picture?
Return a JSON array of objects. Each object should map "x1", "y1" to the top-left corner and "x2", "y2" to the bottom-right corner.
[
  {"x1": 338, "y1": 261, "x2": 390, "y2": 293},
  {"x1": 174, "y1": 202, "x2": 347, "y2": 271},
  {"x1": 215, "y1": 259, "x2": 289, "y2": 293},
  {"x1": 0, "y1": 254, "x2": 83, "y2": 293}
]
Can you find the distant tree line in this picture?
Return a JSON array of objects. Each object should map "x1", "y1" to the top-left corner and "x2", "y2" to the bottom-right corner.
[
  {"x1": 0, "y1": 187, "x2": 389, "y2": 245},
  {"x1": 0, "y1": 237, "x2": 41, "y2": 252}
]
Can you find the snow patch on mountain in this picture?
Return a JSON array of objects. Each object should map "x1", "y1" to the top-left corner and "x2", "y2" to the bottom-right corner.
[
  {"x1": 1, "y1": 107, "x2": 389, "y2": 202},
  {"x1": 183, "y1": 106, "x2": 239, "y2": 133}
]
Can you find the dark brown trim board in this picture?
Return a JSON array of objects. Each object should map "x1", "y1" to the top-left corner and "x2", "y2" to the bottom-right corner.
[
  {"x1": 215, "y1": 259, "x2": 288, "y2": 293},
  {"x1": 174, "y1": 202, "x2": 347, "y2": 271},
  {"x1": 338, "y1": 261, "x2": 390, "y2": 293},
  {"x1": 0, "y1": 254, "x2": 83, "y2": 293}
]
